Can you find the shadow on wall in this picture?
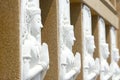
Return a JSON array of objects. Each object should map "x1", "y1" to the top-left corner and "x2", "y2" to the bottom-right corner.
[
  {"x1": 70, "y1": 3, "x2": 83, "y2": 80},
  {"x1": 40, "y1": 0, "x2": 54, "y2": 25},
  {"x1": 40, "y1": 0, "x2": 58, "y2": 80}
]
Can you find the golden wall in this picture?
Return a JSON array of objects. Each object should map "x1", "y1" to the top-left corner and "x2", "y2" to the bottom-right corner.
[
  {"x1": 0, "y1": 0, "x2": 20, "y2": 80},
  {"x1": 40, "y1": 0, "x2": 59, "y2": 79},
  {"x1": 0, "y1": 0, "x2": 119, "y2": 80}
]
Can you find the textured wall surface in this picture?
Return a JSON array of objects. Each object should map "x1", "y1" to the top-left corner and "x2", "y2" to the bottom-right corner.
[
  {"x1": 0, "y1": 0, "x2": 20, "y2": 80},
  {"x1": 40, "y1": 0, "x2": 59, "y2": 80},
  {"x1": 0, "y1": 0, "x2": 119, "y2": 80},
  {"x1": 118, "y1": 30, "x2": 120, "y2": 66}
]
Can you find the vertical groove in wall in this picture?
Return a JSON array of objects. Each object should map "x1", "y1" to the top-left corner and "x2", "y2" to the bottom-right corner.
[
  {"x1": 117, "y1": 30, "x2": 120, "y2": 66},
  {"x1": 40, "y1": 0, "x2": 58, "y2": 80},
  {"x1": 106, "y1": 25, "x2": 111, "y2": 64},
  {"x1": 92, "y1": 15, "x2": 99, "y2": 59},
  {"x1": 70, "y1": 3, "x2": 83, "y2": 80},
  {"x1": 116, "y1": 0, "x2": 120, "y2": 66},
  {"x1": 92, "y1": 15, "x2": 100, "y2": 80},
  {"x1": 116, "y1": 29, "x2": 120, "y2": 65}
]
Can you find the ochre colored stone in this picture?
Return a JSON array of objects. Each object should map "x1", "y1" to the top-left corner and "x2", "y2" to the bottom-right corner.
[
  {"x1": 40, "y1": 0, "x2": 58, "y2": 80},
  {"x1": 0, "y1": 0, "x2": 20, "y2": 80}
]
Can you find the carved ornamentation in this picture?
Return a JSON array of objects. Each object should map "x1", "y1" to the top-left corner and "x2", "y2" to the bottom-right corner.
[
  {"x1": 82, "y1": 5, "x2": 100, "y2": 80},
  {"x1": 100, "y1": 43, "x2": 112, "y2": 80},
  {"x1": 22, "y1": 0, "x2": 49, "y2": 80},
  {"x1": 84, "y1": 35, "x2": 100, "y2": 80},
  {"x1": 110, "y1": 48, "x2": 120, "y2": 80},
  {"x1": 60, "y1": 14, "x2": 81, "y2": 80}
]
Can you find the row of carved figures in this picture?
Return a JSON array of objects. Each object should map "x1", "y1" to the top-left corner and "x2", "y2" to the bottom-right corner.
[
  {"x1": 83, "y1": 35, "x2": 120, "y2": 80},
  {"x1": 21, "y1": 0, "x2": 120, "y2": 80}
]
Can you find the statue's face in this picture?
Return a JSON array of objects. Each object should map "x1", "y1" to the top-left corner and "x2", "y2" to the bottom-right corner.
[{"x1": 31, "y1": 14, "x2": 42, "y2": 33}]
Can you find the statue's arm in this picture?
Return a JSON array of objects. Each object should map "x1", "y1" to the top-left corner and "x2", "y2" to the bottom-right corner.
[
  {"x1": 23, "y1": 52, "x2": 42, "y2": 80},
  {"x1": 101, "y1": 67, "x2": 112, "y2": 80},
  {"x1": 84, "y1": 66, "x2": 97, "y2": 80},
  {"x1": 22, "y1": 41, "x2": 32, "y2": 80},
  {"x1": 105, "y1": 72, "x2": 112, "y2": 80},
  {"x1": 24, "y1": 54, "x2": 47, "y2": 80},
  {"x1": 23, "y1": 57, "x2": 31, "y2": 80},
  {"x1": 116, "y1": 66, "x2": 120, "y2": 75},
  {"x1": 25, "y1": 64, "x2": 44, "y2": 80},
  {"x1": 26, "y1": 43, "x2": 49, "y2": 80},
  {"x1": 115, "y1": 74, "x2": 120, "y2": 79},
  {"x1": 111, "y1": 67, "x2": 120, "y2": 80},
  {"x1": 61, "y1": 64, "x2": 77, "y2": 80},
  {"x1": 23, "y1": 41, "x2": 47, "y2": 80},
  {"x1": 61, "y1": 52, "x2": 80, "y2": 80},
  {"x1": 23, "y1": 57, "x2": 44, "y2": 80},
  {"x1": 72, "y1": 52, "x2": 81, "y2": 79},
  {"x1": 111, "y1": 63, "x2": 120, "y2": 79},
  {"x1": 105, "y1": 66, "x2": 112, "y2": 80},
  {"x1": 60, "y1": 53, "x2": 77, "y2": 80},
  {"x1": 84, "y1": 57, "x2": 98, "y2": 80}
]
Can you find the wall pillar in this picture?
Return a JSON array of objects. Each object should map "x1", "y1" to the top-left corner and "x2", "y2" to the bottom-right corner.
[{"x1": 0, "y1": 0, "x2": 20, "y2": 80}]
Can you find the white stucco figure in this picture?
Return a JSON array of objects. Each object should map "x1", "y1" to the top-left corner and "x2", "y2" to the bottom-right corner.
[
  {"x1": 110, "y1": 48, "x2": 120, "y2": 80},
  {"x1": 60, "y1": 18, "x2": 81, "y2": 80},
  {"x1": 22, "y1": 0, "x2": 49, "y2": 80},
  {"x1": 98, "y1": 17, "x2": 106, "y2": 43},
  {"x1": 82, "y1": 5, "x2": 92, "y2": 35},
  {"x1": 110, "y1": 27, "x2": 117, "y2": 48},
  {"x1": 82, "y1": 5, "x2": 100, "y2": 80},
  {"x1": 100, "y1": 43, "x2": 112, "y2": 80},
  {"x1": 84, "y1": 35, "x2": 100, "y2": 80}
]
